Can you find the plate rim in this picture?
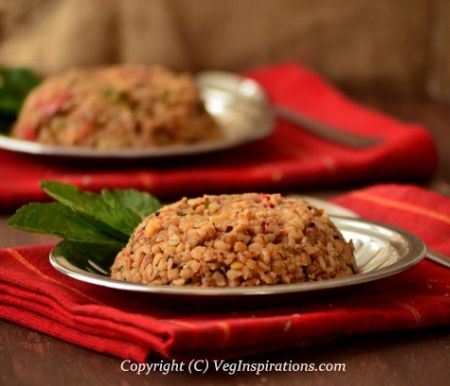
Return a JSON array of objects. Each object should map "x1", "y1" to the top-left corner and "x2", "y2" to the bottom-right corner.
[
  {"x1": 0, "y1": 119, "x2": 273, "y2": 159},
  {"x1": 0, "y1": 71, "x2": 275, "y2": 159},
  {"x1": 49, "y1": 216, "x2": 427, "y2": 297}
]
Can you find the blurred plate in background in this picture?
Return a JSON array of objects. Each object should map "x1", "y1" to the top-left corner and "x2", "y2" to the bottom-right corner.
[{"x1": 0, "y1": 71, "x2": 275, "y2": 159}]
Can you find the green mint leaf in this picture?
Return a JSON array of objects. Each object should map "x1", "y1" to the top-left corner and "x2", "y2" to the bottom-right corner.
[
  {"x1": 54, "y1": 240, "x2": 122, "y2": 274},
  {"x1": 8, "y1": 202, "x2": 123, "y2": 247},
  {"x1": 9, "y1": 182, "x2": 163, "y2": 271},
  {"x1": 0, "y1": 113, "x2": 16, "y2": 134},
  {"x1": 100, "y1": 188, "x2": 162, "y2": 219},
  {"x1": 41, "y1": 181, "x2": 140, "y2": 240},
  {"x1": 0, "y1": 67, "x2": 41, "y2": 115}
]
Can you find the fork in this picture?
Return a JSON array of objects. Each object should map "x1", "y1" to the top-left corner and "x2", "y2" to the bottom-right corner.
[
  {"x1": 427, "y1": 250, "x2": 450, "y2": 268},
  {"x1": 274, "y1": 105, "x2": 381, "y2": 148}
]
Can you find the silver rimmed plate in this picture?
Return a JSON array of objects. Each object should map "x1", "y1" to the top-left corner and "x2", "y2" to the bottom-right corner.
[
  {"x1": 0, "y1": 72, "x2": 274, "y2": 159},
  {"x1": 49, "y1": 216, "x2": 426, "y2": 297}
]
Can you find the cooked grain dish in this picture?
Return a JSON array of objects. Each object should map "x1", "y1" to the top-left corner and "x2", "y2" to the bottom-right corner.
[
  {"x1": 110, "y1": 193, "x2": 356, "y2": 287},
  {"x1": 12, "y1": 65, "x2": 220, "y2": 149}
]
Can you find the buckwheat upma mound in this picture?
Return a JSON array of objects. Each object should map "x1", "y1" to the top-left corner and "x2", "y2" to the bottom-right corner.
[
  {"x1": 12, "y1": 65, "x2": 220, "y2": 149},
  {"x1": 110, "y1": 193, "x2": 356, "y2": 287}
]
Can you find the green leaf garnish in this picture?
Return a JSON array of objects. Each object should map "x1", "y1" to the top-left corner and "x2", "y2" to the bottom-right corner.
[
  {"x1": 0, "y1": 67, "x2": 41, "y2": 134},
  {"x1": 41, "y1": 181, "x2": 140, "y2": 240},
  {"x1": 100, "y1": 188, "x2": 161, "y2": 219},
  {"x1": 8, "y1": 202, "x2": 123, "y2": 246},
  {"x1": 54, "y1": 241, "x2": 123, "y2": 273},
  {"x1": 8, "y1": 181, "x2": 162, "y2": 274}
]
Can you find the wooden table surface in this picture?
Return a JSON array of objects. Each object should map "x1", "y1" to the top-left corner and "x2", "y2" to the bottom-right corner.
[{"x1": 0, "y1": 96, "x2": 449, "y2": 386}]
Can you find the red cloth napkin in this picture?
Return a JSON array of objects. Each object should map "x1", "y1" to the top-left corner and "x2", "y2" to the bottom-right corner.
[
  {"x1": 1, "y1": 184, "x2": 449, "y2": 361},
  {"x1": 0, "y1": 63, "x2": 438, "y2": 212}
]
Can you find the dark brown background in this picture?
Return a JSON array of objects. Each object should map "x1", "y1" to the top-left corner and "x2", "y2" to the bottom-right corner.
[{"x1": 0, "y1": 0, "x2": 449, "y2": 99}]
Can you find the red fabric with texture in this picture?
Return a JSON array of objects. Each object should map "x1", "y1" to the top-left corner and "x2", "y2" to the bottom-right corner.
[
  {"x1": 0, "y1": 64, "x2": 438, "y2": 212},
  {"x1": 0, "y1": 184, "x2": 449, "y2": 361}
]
